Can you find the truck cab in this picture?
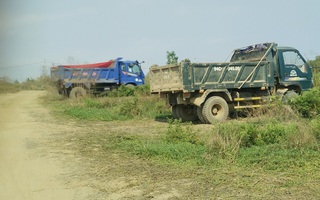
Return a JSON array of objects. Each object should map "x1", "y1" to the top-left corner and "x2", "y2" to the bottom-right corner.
[
  {"x1": 276, "y1": 47, "x2": 313, "y2": 93},
  {"x1": 230, "y1": 43, "x2": 313, "y2": 94},
  {"x1": 118, "y1": 60, "x2": 145, "y2": 86}
]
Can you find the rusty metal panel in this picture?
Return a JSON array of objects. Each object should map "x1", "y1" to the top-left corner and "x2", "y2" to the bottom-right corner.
[{"x1": 149, "y1": 64, "x2": 184, "y2": 93}]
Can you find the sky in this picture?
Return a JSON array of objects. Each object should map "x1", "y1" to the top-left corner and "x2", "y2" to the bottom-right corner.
[{"x1": 1, "y1": 0, "x2": 320, "y2": 81}]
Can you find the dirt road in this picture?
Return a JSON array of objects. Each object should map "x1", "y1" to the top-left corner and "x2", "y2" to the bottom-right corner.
[{"x1": 0, "y1": 91, "x2": 98, "y2": 200}]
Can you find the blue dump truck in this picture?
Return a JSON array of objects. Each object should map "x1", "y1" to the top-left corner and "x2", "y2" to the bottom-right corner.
[
  {"x1": 149, "y1": 42, "x2": 314, "y2": 123},
  {"x1": 51, "y1": 57, "x2": 145, "y2": 97}
]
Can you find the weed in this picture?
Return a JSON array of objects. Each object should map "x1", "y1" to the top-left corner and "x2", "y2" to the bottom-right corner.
[
  {"x1": 108, "y1": 85, "x2": 135, "y2": 97},
  {"x1": 290, "y1": 87, "x2": 320, "y2": 118},
  {"x1": 0, "y1": 79, "x2": 20, "y2": 93},
  {"x1": 310, "y1": 116, "x2": 320, "y2": 140},
  {"x1": 164, "y1": 119, "x2": 200, "y2": 144},
  {"x1": 206, "y1": 122, "x2": 242, "y2": 160}
]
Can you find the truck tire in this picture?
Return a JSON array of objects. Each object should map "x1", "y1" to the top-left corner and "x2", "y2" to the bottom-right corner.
[
  {"x1": 196, "y1": 106, "x2": 208, "y2": 124},
  {"x1": 172, "y1": 105, "x2": 179, "y2": 119},
  {"x1": 282, "y1": 90, "x2": 298, "y2": 103},
  {"x1": 125, "y1": 84, "x2": 135, "y2": 88},
  {"x1": 177, "y1": 105, "x2": 198, "y2": 122},
  {"x1": 69, "y1": 87, "x2": 87, "y2": 98},
  {"x1": 202, "y1": 96, "x2": 229, "y2": 123}
]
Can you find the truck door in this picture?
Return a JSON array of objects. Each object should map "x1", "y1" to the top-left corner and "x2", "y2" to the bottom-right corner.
[{"x1": 279, "y1": 50, "x2": 313, "y2": 91}]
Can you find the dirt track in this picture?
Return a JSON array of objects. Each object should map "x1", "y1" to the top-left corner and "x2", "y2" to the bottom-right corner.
[{"x1": 0, "y1": 91, "x2": 98, "y2": 199}]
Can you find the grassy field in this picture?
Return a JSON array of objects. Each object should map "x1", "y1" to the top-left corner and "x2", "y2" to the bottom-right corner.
[
  {"x1": 38, "y1": 83, "x2": 320, "y2": 199},
  {"x1": 1, "y1": 67, "x2": 320, "y2": 198}
]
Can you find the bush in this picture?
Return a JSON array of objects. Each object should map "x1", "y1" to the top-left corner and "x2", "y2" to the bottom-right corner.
[
  {"x1": 118, "y1": 97, "x2": 142, "y2": 118},
  {"x1": 0, "y1": 79, "x2": 20, "y2": 93},
  {"x1": 310, "y1": 117, "x2": 320, "y2": 140},
  {"x1": 108, "y1": 85, "x2": 135, "y2": 97},
  {"x1": 290, "y1": 87, "x2": 320, "y2": 118},
  {"x1": 255, "y1": 121, "x2": 289, "y2": 145},
  {"x1": 206, "y1": 123, "x2": 242, "y2": 160},
  {"x1": 164, "y1": 119, "x2": 200, "y2": 144},
  {"x1": 20, "y1": 76, "x2": 54, "y2": 90},
  {"x1": 60, "y1": 95, "x2": 171, "y2": 121}
]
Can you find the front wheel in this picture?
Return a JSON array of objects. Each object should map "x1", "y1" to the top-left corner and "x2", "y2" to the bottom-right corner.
[
  {"x1": 282, "y1": 90, "x2": 298, "y2": 103},
  {"x1": 202, "y1": 96, "x2": 229, "y2": 123}
]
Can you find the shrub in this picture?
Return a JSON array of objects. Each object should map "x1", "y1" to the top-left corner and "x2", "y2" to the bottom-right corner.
[
  {"x1": 118, "y1": 97, "x2": 142, "y2": 118},
  {"x1": 108, "y1": 85, "x2": 135, "y2": 97},
  {"x1": 206, "y1": 122, "x2": 242, "y2": 160},
  {"x1": 20, "y1": 76, "x2": 54, "y2": 90},
  {"x1": 310, "y1": 117, "x2": 320, "y2": 140},
  {"x1": 83, "y1": 97, "x2": 105, "y2": 108},
  {"x1": 164, "y1": 119, "x2": 200, "y2": 144},
  {"x1": 290, "y1": 87, "x2": 320, "y2": 118},
  {"x1": 0, "y1": 79, "x2": 20, "y2": 93},
  {"x1": 254, "y1": 121, "x2": 288, "y2": 145}
]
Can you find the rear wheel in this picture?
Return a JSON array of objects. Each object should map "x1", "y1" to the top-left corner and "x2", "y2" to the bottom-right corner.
[
  {"x1": 202, "y1": 96, "x2": 229, "y2": 123},
  {"x1": 69, "y1": 87, "x2": 87, "y2": 98},
  {"x1": 171, "y1": 105, "x2": 179, "y2": 119},
  {"x1": 196, "y1": 106, "x2": 208, "y2": 124},
  {"x1": 177, "y1": 105, "x2": 198, "y2": 122}
]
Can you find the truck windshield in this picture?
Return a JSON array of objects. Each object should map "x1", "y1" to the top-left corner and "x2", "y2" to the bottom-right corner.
[
  {"x1": 283, "y1": 51, "x2": 308, "y2": 73},
  {"x1": 230, "y1": 43, "x2": 271, "y2": 62},
  {"x1": 128, "y1": 64, "x2": 141, "y2": 75}
]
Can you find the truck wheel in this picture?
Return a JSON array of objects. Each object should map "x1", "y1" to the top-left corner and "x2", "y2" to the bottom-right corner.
[
  {"x1": 197, "y1": 106, "x2": 208, "y2": 124},
  {"x1": 125, "y1": 84, "x2": 135, "y2": 88},
  {"x1": 172, "y1": 105, "x2": 179, "y2": 119},
  {"x1": 202, "y1": 96, "x2": 229, "y2": 123},
  {"x1": 69, "y1": 87, "x2": 87, "y2": 98},
  {"x1": 177, "y1": 105, "x2": 198, "y2": 122},
  {"x1": 282, "y1": 90, "x2": 298, "y2": 103}
]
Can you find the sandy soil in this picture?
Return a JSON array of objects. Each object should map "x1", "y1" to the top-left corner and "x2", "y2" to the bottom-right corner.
[{"x1": 0, "y1": 91, "x2": 98, "y2": 200}]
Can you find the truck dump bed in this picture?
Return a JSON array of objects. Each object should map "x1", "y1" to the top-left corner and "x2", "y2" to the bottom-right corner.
[
  {"x1": 50, "y1": 60, "x2": 117, "y2": 85},
  {"x1": 150, "y1": 61, "x2": 275, "y2": 93}
]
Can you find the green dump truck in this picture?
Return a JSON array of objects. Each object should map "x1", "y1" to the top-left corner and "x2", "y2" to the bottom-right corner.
[{"x1": 149, "y1": 43, "x2": 314, "y2": 123}]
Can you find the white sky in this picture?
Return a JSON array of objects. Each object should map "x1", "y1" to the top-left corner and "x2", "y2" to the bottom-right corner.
[{"x1": 1, "y1": 0, "x2": 320, "y2": 81}]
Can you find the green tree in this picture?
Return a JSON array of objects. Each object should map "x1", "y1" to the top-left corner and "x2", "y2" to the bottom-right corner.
[
  {"x1": 166, "y1": 51, "x2": 178, "y2": 64},
  {"x1": 308, "y1": 56, "x2": 320, "y2": 66},
  {"x1": 308, "y1": 56, "x2": 320, "y2": 87}
]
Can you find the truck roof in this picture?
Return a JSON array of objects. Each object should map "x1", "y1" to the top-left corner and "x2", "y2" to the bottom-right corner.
[{"x1": 276, "y1": 46, "x2": 297, "y2": 51}]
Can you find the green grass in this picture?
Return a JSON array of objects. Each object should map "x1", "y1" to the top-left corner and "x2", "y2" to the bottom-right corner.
[
  {"x1": 43, "y1": 84, "x2": 320, "y2": 173},
  {"x1": 53, "y1": 95, "x2": 171, "y2": 121},
  {"x1": 107, "y1": 118, "x2": 320, "y2": 173},
  {"x1": 35, "y1": 73, "x2": 320, "y2": 184},
  {"x1": 237, "y1": 145, "x2": 320, "y2": 172},
  {"x1": 36, "y1": 76, "x2": 320, "y2": 198}
]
